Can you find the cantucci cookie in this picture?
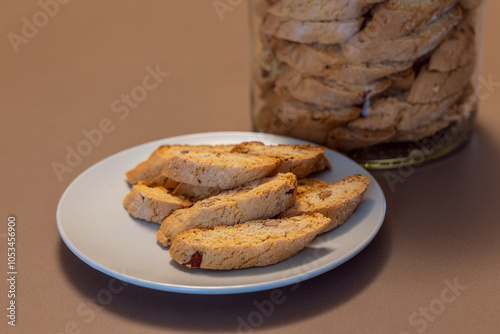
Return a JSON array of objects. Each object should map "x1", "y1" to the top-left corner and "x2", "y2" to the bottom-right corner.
[
  {"x1": 169, "y1": 213, "x2": 331, "y2": 270},
  {"x1": 392, "y1": 120, "x2": 450, "y2": 142},
  {"x1": 254, "y1": 93, "x2": 361, "y2": 145},
  {"x1": 125, "y1": 144, "x2": 234, "y2": 187},
  {"x1": 272, "y1": 38, "x2": 414, "y2": 85},
  {"x1": 261, "y1": 12, "x2": 363, "y2": 45},
  {"x1": 354, "y1": 0, "x2": 458, "y2": 41},
  {"x1": 125, "y1": 145, "x2": 178, "y2": 188},
  {"x1": 275, "y1": 66, "x2": 392, "y2": 109},
  {"x1": 343, "y1": 6, "x2": 462, "y2": 63},
  {"x1": 407, "y1": 63, "x2": 474, "y2": 104},
  {"x1": 162, "y1": 150, "x2": 281, "y2": 190},
  {"x1": 231, "y1": 141, "x2": 330, "y2": 179},
  {"x1": 327, "y1": 126, "x2": 396, "y2": 151},
  {"x1": 123, "y1": 181, "x2": 192, "y2": 224},
  {"x1": 397, "y1": 92, "x2": 462, "y2": 131},
  {"x1": 267, "y1": 0, "x2": 383, "y2": 21},
  {"x1": 428, "y1": 18, "x2": 476, "y2": 72},
  {"x1": 279, "y1": 174, "x2": 370, "y2": 232},
  {"x1": 156, "y1": 173, "x2": 298, "y2": 246}
]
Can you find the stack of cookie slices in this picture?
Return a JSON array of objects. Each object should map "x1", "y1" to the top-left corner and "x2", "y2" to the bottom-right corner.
[
  {"x1": 123, "y1": 142, "x2": 370, "y2": 270},
  {"x1": 252, "y1": 0, "x2": 483, "y2": 151}
]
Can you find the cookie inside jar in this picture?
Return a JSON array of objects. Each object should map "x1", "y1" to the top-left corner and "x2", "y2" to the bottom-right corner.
[{"x1": 250, "y1": 0, "x2": 485, "y2": 168}]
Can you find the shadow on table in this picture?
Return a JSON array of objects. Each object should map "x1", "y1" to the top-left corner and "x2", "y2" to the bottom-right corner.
[{"x1": 58, "y1": 217, "x2": 392, "y2": 333}]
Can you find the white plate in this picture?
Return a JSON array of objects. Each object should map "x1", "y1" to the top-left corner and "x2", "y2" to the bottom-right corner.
[{"x1": 57, "y1": 132, "x2": 386, "y2": 294}]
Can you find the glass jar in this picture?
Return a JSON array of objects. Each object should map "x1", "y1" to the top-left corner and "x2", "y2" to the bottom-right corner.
[{"x1": 249, "y1": 0, "x2": 486, "y2": 168}]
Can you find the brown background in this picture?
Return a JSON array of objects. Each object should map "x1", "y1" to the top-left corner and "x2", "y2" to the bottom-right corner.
[{"x1": 1, "y1": 1, "x2": 500, "y2": 333}]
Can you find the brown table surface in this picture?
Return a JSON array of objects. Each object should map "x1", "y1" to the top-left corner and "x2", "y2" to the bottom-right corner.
[{"x1": 2, "y1": 1, "x2": 500, "y2": 333}]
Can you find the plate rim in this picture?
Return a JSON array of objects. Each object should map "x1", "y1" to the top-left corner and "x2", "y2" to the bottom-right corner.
[{"x1": 56, "y1": 131, "x2": 386, "y2": 295}]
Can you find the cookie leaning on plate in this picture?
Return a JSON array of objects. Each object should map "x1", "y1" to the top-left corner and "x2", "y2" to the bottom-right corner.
[
  {"x1": 125, "y1": 144, "x2": 234, "y2": 187},
  {"x1": 231, "y1": 141, "x2": 331, "y2": 179},
  {"x1": 279, "y1": 174, "x2": 370, "y2": 233},
  {"x1": 162, "y1": 150, "x2": 281, "y2": 190},
  {"x1": 169, "y1": 213, "x2": 331, "y2": 270},
  {"x1": 123, "y1": 181, "x2": 192, "y2": 224},
  {"x1": 156, "y1": 172, "x2": 298, "y2": 247},
  {"x1": 162, "y1": 141, "x2": 331, "y2": 197}
]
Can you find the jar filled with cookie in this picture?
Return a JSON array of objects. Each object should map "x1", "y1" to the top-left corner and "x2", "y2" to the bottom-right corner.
[{"x1": 250, "y1": 0, "x2": 486, "y2": 168}]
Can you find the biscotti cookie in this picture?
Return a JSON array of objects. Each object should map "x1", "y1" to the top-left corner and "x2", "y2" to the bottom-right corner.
[
  {"x1": 354, "y1": 0, "x2": 458, "y2": 41},
  {"x1": 343, "y1": 6, "x2": 462, "y2": 63},
  {"x1": 279, "y1": 174, "x2": 370, "y2": 232},
  {"x1": 327, "y1": 126, "x2": 396, "y2": 151},
  {"x1": 392, "y1": 119, "x2": 450, "y2": 142},
  {"x1": 275, "y1": 66, "x2": 392, "y2": 109},
  {"x1": 397, "y1": 92, "x2": 462, "y2": 131},
  {"x1": 261, "y1": 12, "x2": 363, "y2": 45},
  {"x1": 267, "y1": 0, "x2": 383, "y2": 21},
  {"x1": 125, "y1": 145, "x2": 177, "y2": 188},
  {"x1": 126, "y1": 144, "x2": 234, "y2": 187},
  {"x1": 169, "y1": 213, "x2": 331, "y2": 270},
  {"x1": 428, "y1": 18, "x2": 475, "y2": 73},
  {"x1": 231, "y1": 141, "x2": 330, "y2": 179},
  {"x1": 407, "y1": 63, "x2": 474, "y2": 104},
  {"x1": 156, "y1": 173, "x2": 298, "y2": 246},
  {"x1": 162, "y1": 150, "x2": 281, "y2": 190},
  {"x1": 123, "y1": 181, "x2": 192, "y2": 224},
  {"x1": 272, "y1": 38, "x2": 415, "y2": 85},
  {"x1": 272, "y1": 38, "x2": 344, "y2": 76}
]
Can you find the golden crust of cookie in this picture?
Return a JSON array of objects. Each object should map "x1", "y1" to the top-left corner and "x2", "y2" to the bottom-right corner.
[{"x1": 169, "y1": 213, "x2": 331, "y2": 270}]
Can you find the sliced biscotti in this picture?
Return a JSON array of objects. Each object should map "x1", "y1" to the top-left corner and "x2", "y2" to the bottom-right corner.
[
  {"x1": 428, "y1": 17, "x2": 476, "y2": 73},
  {"x1": 272, "y1": 38, "x2": 414, "y2": 85},
  {"x1": 161, "y1": 150, "x2": 281, "y2": 190},
  {"x1": 267, "y1": 0, "x2": 383, "y2": 21},
  {"x1": 123, "y1": 181, "x2": 192, "y2": 224},
  {"x1": 261, "y1": 12, "x2": 363, "y2": 45},
  {"x1": 125, "y1": 144, "x2": 234, "y2": 187},
  {"x1": 156, "y1": 173, "x2": 298, "y2": 247},
  {"x1": 356, "y1": 0, "x2": 458, "y2": 41},
  {"x1": 169, "y1": 213, "x2": 331, "y2": 270},
  {"x1": 407, "y1": 63, "x2": 474, "y2": 104},
  {"x1": 231, "y1": 141, "x2": 330, "y2": 179},
  {"x1": 343, "y1": 6, "x2": 462, "y2": 63},
  {"x1": 125, "y1": 145, "x2": 177, "y2": 188},
  {"x1": 328, "y1": 125, "x2": 397, "y2": 150},
  {"x1": 275, "y1": 66, "x2": 392, "y2": 109},
  {"x1": 279, "y1": 174, "x2": 370, "y2": 233}
]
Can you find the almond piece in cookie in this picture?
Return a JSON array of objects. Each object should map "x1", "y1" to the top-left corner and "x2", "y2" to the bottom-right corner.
[
  {"x1": 156, "y1": 173, "x2": 298, "y2": 247},
  {"x1": 123, "y1": 181, "x2": 192, "y2": 224},
  {"x1": 169, "y1": 213, "x2": 331, "y2": 270},
  {"x1": 279, "y1": 174, "x2": 370, "y2": 233}
]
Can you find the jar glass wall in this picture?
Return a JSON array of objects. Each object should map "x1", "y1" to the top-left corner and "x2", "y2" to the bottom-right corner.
[{"x1": 250, "y1": 0, "x2": 486, "y2": 168}]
